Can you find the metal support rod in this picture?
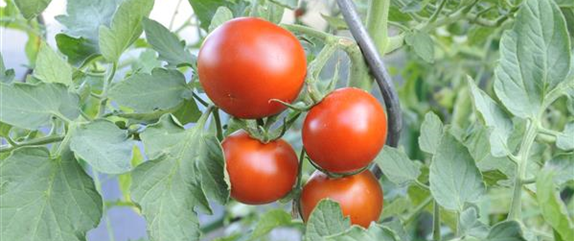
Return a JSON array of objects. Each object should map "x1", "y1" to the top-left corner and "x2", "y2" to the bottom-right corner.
[{"x1": 336, "y1": 0, "x2": 403, "y2": 178}]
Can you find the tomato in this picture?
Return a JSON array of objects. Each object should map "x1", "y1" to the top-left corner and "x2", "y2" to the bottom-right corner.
[
  {"x1": 302, "y1": 87, "x2": 387, "y2": 173},
  {"x1": 300, "y1": 170, "x2": 383, "y2": 227},
  {"x1": 198, "y1": 17, "x2": 307, "y2": 119},
  {"x1": 222, "y1": 130, "x2": 299, "y2": 204}
]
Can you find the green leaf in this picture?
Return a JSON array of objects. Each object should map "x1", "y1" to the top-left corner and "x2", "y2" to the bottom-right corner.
[
  {"x1": 109, "y1": 68, "x2": 193, "y2": 113},
  {"x1": 34, "y1": 42, "x2": 73, "y2": 85},
  {"x1": 0, "y1": 52, "x2": 15, "y2": 83},
  {"x1": 70, "y1": 120, "x2": 136, "y2": 174},
  {"x1": 55, "y1": 0, "x2": 119, "y2": 41},
  {"x1": 143, "y1": 18, "x2": 194, "y2": 67},
  {"x1": 172, "y1": 99, "x2": 202, "y2": 124},
  {"x1": 494, "y1": 0, "x2": 572, "y2": 118},
  {"x1": 429, "y1": 132, "x2": 486, "y2": 211},
  {"x1": 400, "y1": 0, "x2": 430, "y2": 13},
  {"x1": 131, "y1": 114, "x2": 229, "y2": 241},
  {"x1": 269, "y1": 0, "x2": 297, "y2": 9},
  {"x1": 325, "y1": 224, "x2": 397, "y2": 241},
  {"x1": 188, "y1": 0, "x2": 234, "y2": 30},
  {"x1": 131, "y1": 49, "x2": 162, "y2": 74},
  {"x1": 14, "y1": 0, "x2": 52, "y2": 19},
  {"x1": 459, "y1": 206, "x2": 489, "y2": 239},
  {"x1": 259, "y1": 3, "x2": 285, "y2": 24},
  {"x1": 305, "y1": 199, "x2": 351, "y2": 241},
  {"x1": 545, "y1": 154, "x2": 574, "y2": 186},
  {"x1": 374, "y1": 146, "x2": 421, "y2": 186},
  {"x1": 0, "y1": 82, "x2": 80, "y2": 129},
  {"x1": 405, "y1": 30, "x2": 434, "y2": 63},
  {"x1": 556, "y1": 0, "x2": 574, "y2": 8},
  {"x1": 468, "y1": 77, "x2": 513, "y2": 157},
  {"x1": 0, "y1": 147, "x2": 103, "y2": 241},
  {"x1": 249, "y1": 209, "x2": 294, "y2": 240},
  {"x1": 536, "y1": 168, "x2": 574, "y2": 240},
  {"x1": 99, "y1": 0, "x2": 154, "y2": 62},
  {"x1": 209, "y1": 7, "x2": 234, "y2": 32},
  {"x1": 55, "y1": 34, "x2": 99, "y2": 66},
  {"x1": 418, "y1": 111, "x2": 443, "y2": 154},
  {"x1": 557, "y1": 122, "x2": 574, "y2": 150},
  {"x1": 486, "y1": 221, "x2": 526, "y2": 241},
  {"x1": 380, "y1": 197, "x2": 410, "y2": 220}
]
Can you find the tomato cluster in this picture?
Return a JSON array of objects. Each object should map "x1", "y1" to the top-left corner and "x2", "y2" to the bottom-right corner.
[{"x1": 198, "y1": 17, "x2": 386, "y2": 228}]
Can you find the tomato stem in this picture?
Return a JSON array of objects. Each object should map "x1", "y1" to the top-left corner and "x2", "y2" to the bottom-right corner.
[
  {"x1": 213, "y1": 108, "x2": 224, "y2": 141},
  {"x1": 432, "y1": 201, "x2": 441, "y2": 241},
  {"x1": 365, "y1": 0, "x2": 390, "y2": 55}
]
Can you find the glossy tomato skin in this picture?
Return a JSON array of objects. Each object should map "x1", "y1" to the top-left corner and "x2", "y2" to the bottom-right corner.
[
  {"x1": 300, "y1": 170, "x2": 383, "y2": 227},
  {"x1": 302, "y1": 87, "x2": 387, "y2": 173},
  {"x1": 223, "y1": 131, "x2": 299, "y2": 204},
  {"x1": 198, "y1": 17, "x2": 307, "y2": 119}
]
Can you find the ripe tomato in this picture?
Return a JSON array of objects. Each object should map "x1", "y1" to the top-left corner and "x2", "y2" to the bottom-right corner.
[
  {"x1": 302, "y1": 87, "x2": 387, "y2": 173},
  {"x1": 300, "y1": 170, "x2": 383, "y2": 227},
  {"x1": 198, "y1": 17, "x2": 307, "y2": 119},
  {"x1": 222, "y1": 130, "x2": 299, "y2": 204}
]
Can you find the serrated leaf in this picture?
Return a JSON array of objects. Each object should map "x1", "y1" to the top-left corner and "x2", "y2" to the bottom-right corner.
[
  {"x1": 557, "y1": 123, "x2": 574, "y2": 150},
  {"x1": 545, "y1": 154, "x2": 574, "y2": 186},
  {"x1": 249, "y1": 209, "x2": 293, "y2": 240},
  {"x1": 99, "y1": 0, "x2": 154, "y2": 62},
  {"x1": 70, "y1": 120, "x2": 136, "y2": 174},
  {"x1": 172, "y1": 98, "x2": 202, "y2": 124},
  {"x1": 536, "y1": 168, "x2": 574, "y2": 240},
  {"x1": 0, "y1": 82, "x2": 80, "y2": 129},
  {"x1": 405, "y1": 30, "x2": 434, "y2": 63},
  {"x1": 430, "y1": 132, "x2": 486, "y2": 211},
  {"x1": 188, "y1": 0, "x2": 233, "y2": 30},
  {"x1": 0, "y1": 147, "x2": 103, "y2": 241},
  {"x1": 13, "y1": 0, "x2": 52, "y2": 19},
  {"x1": 131, "y1": 49, "x2": 162, "y2": 74},
  {"x1": 55, "y1": 34, "x2": 99, "y2": 66},
  {"x1": 375, "y1": 146, "x2": 421, "y2": 186},
  {"x1": 143, "y1": 18, "x2": 193, "y2": 67},
  {"x1": 131, "y1": 114, "x2": 229, "y2": 241},
  {"x1": 468, "y1": 77, "x2": 513, "y2": 157},
  {"x1": 209, "y1": 7, "x2": 234, "y2": 32},
  {"x1": 34, "y1": 42, "x2": 73, "y2": 85},
  {"x1": 494, "y1": 0, "x2": 572, "y2": 118},
  {"x1": 419, "y1": 111, "x2": 443, "y2": 154},
  {"x1": 459, "y1": 206, "x2": 489, "y2": 239},
  {"x1": 109, "y1": 68, "x2": 192, "y2": 113},
  {"x1": 305, "y1": 199, "x2": 351, "y2": 241},
  {"x1": 486, "y1": 221, "x2": 526, "y2": 241},
  {"x1": 55, "y1": 0, "x2": 119, "y2": 41},
  {"x1": 325, "y1": 224, "x2": 397, "y2": 241}
]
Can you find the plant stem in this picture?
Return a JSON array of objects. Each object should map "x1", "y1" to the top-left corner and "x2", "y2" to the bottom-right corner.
[
  {"x1": 97, "y1": 62, "x2": 118, "y2": 118},
  {"x1": 212, "y1": 108, "x2": 223, "y2": 141},
  {"x1": 428, "y1": 0, "x2": 448, "y2": 23},
  {"x1": 366, "y1": 0, "x2": 390, "y2": 55},
  {"x1": 507, "y1": 119, "x2": 539, "y2": 220},
  {"x1": 0, "y1": 135, "x2": 65, "y2": 153},
  {"x1": 433, "y1": 201, "x2": 441, "y2": 241},
  {"x1": 403, "y1": 196, "x2": 433, "y2": 225},
  {"x1": 169, "y1": 0, "x2": 184, "y2": 30}
]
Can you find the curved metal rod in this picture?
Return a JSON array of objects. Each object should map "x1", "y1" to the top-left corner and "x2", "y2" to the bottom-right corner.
[{"x1": 336, "y1": 0, "x2": 403, "y2": 178}]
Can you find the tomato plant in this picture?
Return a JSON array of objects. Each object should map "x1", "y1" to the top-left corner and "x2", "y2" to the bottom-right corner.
[{"x1": 1, "y1": 0, "x2": 573, "y2": 241}]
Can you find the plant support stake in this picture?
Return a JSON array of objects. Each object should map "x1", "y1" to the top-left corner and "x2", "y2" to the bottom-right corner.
[{"x1": 336, "y1": 0, "x2": 403, "y2": 178}]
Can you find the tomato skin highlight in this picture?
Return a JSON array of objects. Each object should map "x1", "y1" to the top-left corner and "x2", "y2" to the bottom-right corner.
[
  {"x1": 300, "y1": 170, "x2": 384, "y2": 227},
  {"x1": 197, "y1": 17, "x2": 307, "y2": 119},
  {"x1": 222, "y1": 131, "x2": 299, "y2": 204},
  {"x1": 302, "y1": 87, "x2": 388, "y2": 173}
]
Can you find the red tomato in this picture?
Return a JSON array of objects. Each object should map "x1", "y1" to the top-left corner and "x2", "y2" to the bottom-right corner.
[
  {"x1": 222, "y1": 131, "x2": 299, "y2": 204},
  {"x1": 198, "y1": 17, "x2": 307, "y2": 119},
  {"x1": 302, "y1": 87, "x2": 387, "y2": 173},
  {"x1": 300, "y1": 170, "x2": 383, "y2": 227}
]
